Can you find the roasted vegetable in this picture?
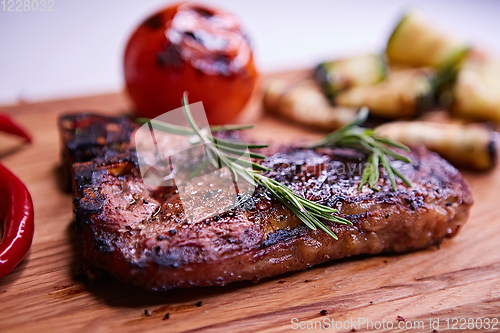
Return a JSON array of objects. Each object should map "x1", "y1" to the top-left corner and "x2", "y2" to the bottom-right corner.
[
  {"x1": 335, "y1": 68, "x2": 434, "y2": 118},
  {"x1": 0, "y1": 163, "x2": 35, "y2": 278},
  {"x1": 314, "y1": 54, "x2": 387, "y2": 98},
  {"x1": 376, "y1": 121, "x2": 499, "y2": 171},
  {"x1": 386, "y1": 11, "x2": 468, "y2": 69},
  {"x1": 0, "y1": 112, "x2": 32, "y2": 143},
  {"x1": 450, "y1": 52, "x2": 500, "y2": 123},
  {"x1": 263, "y1": 79, "x2": 358, "y2": 131},
  {"x1": 124, "y1": 3, "x2": 258, "y2": 124}
]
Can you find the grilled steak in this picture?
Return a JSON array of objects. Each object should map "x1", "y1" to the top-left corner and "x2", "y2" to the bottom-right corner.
[
  {"x1": 73, "y1": 145, "x2": 472, "y2": 291},
  {"x1": 59, "y1": 113, "x2": 137, "y2": 191},
  {"x1": 59, "y1": 113, "x2": 246, "y2": 192}
]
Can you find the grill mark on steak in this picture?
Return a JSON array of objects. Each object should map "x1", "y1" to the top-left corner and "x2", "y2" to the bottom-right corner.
[
  {"x1": 59, "y1": 113, "x2": 137, "y2": 192},
  {"x1": 73, "y1": 145, "x2": 473, "y2": 291},
  {"x1": 59, "y1": 112, "x2": 249, "y2": 192}
]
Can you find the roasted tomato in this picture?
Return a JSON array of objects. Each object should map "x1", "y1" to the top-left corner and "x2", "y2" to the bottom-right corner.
[{"x1": 124, "y1": 3, "x2": 258, "y2": 124}]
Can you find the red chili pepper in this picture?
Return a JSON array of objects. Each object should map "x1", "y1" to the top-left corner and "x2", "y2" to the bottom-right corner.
[
  {"x1": 0, "y1": 112, "x2": 32, "y2": 143},
  {"x1": 0, "y1": 163, "x2": 34, "y2": 278}
]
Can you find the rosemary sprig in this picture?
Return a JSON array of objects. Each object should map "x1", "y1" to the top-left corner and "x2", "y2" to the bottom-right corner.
[
  {"x1": 139, "y1": 92, "x2": 352, "y2": 239},
  {"x1": 307, "y1": 107, "x2": 412, "y2": 190},
  {"x1": 136, "y1": 118, "x2": 268, "y2": 150},
  {"x1": 138, "y1": 97, "x2": 411, "y2": 238}
]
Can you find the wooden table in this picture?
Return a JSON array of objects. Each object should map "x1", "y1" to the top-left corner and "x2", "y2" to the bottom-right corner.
[{"x1": 1, "y1": 71, "x2": 500, "y2": 333}]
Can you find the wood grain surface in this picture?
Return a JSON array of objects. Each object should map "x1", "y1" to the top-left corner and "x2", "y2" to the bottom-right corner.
[{"x1": 1, "y1": 70, "x2": 500, "y2": 333}]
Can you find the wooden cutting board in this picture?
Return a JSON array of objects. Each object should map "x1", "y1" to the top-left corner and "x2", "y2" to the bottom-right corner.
[{"x1": 1, "y1": 70, "x2": 500, "y2": 333}]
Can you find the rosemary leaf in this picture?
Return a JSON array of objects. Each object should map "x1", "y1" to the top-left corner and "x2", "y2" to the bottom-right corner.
[
  {"x1": 380, "y1": 154, "x2": 397, "y2": 190},
  {"x1": 216, "y1": 144, "x2": 267, "y2": 160},
  {"x1": 368, "y1": 153, "x2": 380, "y2": 189},
  {"x1": 308, "y1": 107, "x2": 412, "y2": 191},
  {"x1": 211, "y1": 124, "x2": 254, "y2": 132},
  {"x1": 188, "y1": 158, "x2": 211, "y2": 180}
]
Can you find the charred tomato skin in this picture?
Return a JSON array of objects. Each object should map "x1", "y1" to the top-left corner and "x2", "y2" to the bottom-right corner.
[{"x1": 124, "y1": 3, "x2": 258, "y2": 124}]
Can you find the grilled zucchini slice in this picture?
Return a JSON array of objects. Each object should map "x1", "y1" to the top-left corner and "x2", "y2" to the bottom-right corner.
[
  {"x1": 314, "y1": 54, "x2": 387, "y2": 99},
  {"x1": 451, "y1": 52, "x2": 500, "y2": 123},
  {"x1": 386, "y1": 11, "x2": 468, "y2": 68},
  {"x1": 376, "y1": 121, "x2": 499, "y2": 171},
  {"x1": 335, "y1": 68, "x2": 434, "y2": 119}
]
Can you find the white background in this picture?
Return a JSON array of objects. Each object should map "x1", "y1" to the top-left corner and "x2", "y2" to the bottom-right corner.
[{"x1": 1, "y1": 0, "x2": 499, "y2": 105}]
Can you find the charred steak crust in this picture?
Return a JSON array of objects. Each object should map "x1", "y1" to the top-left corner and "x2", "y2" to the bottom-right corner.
[
  {"x1": 59, "y1": 112, "x2": 249, "y2": 192},
  {"x1": 72, "y1": 145, "x2": 473, "y2": 291},
  {"x1": 59, "y1": 113, "x2": 137, "y2": 191}
]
